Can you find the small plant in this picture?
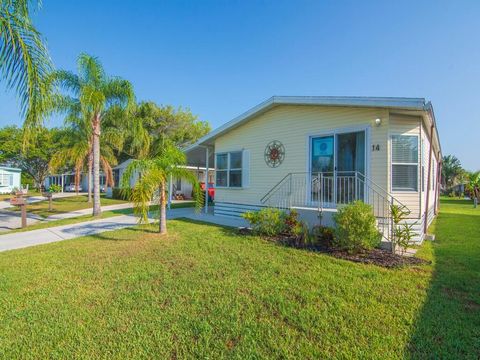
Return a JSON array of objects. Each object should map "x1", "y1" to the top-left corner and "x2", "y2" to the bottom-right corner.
[
  {"x1": 390, "y1": 204, "x2": 417, "y2": 255},
  {"x1": 242, "y1": 208, "x2": 288, "y2": 237},
  {"x1": 48, "y1": 184, "x2": 62, "y2": 193},
  {"x1": 242, "y1": 208, "x2": 311, "y2": 247},
  {"x1": 285, "y1": 210, "x2": 310, "y2": 247},
  {"x1": 333, "y1": 201, "x2": 381, "y2": 253},
  {"x1": 312, "y1": 225, "x2": 335, "y2": 248}
]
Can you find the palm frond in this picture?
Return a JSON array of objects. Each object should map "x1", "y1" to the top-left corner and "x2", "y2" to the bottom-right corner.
[{"x1": 0, "y1": 1, "x2": 52, "y2": 144}]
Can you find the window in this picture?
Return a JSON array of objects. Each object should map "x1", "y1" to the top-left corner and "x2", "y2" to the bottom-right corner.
[
  {"x1": 215, "y1": 151, "x2": 242, "y2": 188},
  {"x1": 391, "y1": 135, "x2": 418, "y2": 191},
  {"x1": 0, "y1": 172, "x2": 12, "y2": 187},
  {"x1": 113, "y1": 169, "x2": 120, "y2": 187},
  {"x1": 176, "y1": 178, "x2": 182, "y2": 191}
]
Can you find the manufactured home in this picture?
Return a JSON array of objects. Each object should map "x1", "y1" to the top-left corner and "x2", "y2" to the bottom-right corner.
[
  {"x1": 113, "y1": 159, "x2": 215, "y2": 201},
  {"x1": 186, "y1": 96, "x2": 442, "y2": 243},
  {"x1": 0, "y1": 166, "x2": 21, "y2": 194}
]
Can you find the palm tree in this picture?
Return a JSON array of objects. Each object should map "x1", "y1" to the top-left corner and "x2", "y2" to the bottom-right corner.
[
  {"x1": 49, "y1": 114, "x2": 119, "y2": 202},
  {"x1": 121, "y1": 143, "x2": 201, "y2": 235},
  {"x1": 49, "y1": 53, "x2": 134, "y2": 216},
  {"x1": 467, "y1": 171, "x2": 480, "y2": 202},
  {"x1": 442, "y1": 155, "x2": 463, "y2": 189},
  {"x1": 0, "y1": 0, "x2": 52, "y2": 141}
]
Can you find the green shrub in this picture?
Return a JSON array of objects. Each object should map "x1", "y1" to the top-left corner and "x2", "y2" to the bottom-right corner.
[
  {"x1": 242, "y1": 208, "x2": 288, "y2": 237},
  {"x1": 333, "y1": 201, "x2": 381, "y2": 253},
  {"x1": 112, "y1": 187, "x2": 131, "y2": 200},
  {"x1": 48, "y1": 184, "x2": 62, "y2": 193},
  {"x1": 312, "y1": 225, "x2": 335, "y2": 247},
  {"x1": 285, "y1": 210, "x2": 311, "y2": 247}
]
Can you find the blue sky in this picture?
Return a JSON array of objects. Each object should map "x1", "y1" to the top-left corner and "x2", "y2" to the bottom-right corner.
[{"x1": 1, "y1": 0, "x2": 479, "y2": 170}]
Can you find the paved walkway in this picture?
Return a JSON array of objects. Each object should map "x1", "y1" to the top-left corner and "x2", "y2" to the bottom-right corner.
[
  {"x1": 44, "y1": 202, "x2": 133, "y2": 221},
  {"x1": 0, "y1": 207, "x2": 247, "y2": 253}
]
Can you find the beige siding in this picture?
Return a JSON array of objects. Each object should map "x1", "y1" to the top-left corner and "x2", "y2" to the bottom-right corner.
[
  {"x1": 388, "y1": 114, "x2": 422, "y2": 218},
  {"x1": 420, "y1": 122, "x2": 439, "y2": 224},
  {"x1": 214, "y1": 105, "x2": 389, "y2": 206}
]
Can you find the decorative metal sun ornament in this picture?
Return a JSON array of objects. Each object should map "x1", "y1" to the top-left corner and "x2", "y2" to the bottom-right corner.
[{"x1": 264, "y1": 140, "x2": 285, "y2": 168}]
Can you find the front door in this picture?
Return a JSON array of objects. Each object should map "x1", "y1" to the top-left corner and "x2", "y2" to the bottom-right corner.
[{"x1": 311, "y1": 130, "x2": 366, "y2": 207}]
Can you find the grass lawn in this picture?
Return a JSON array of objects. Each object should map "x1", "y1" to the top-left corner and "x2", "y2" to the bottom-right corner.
[
  {"x1": 0, "y1": 198, "x2": 478, "y2": 358},
  {"x1": 9, "y1": 195, "x2": 127, "y2": 218},
  {"x1": 7, "y1": 201, "x2": 196, "y2": 233},
  {"x1": 0, "y1": 190, "x2": 43, "y2": 201}
]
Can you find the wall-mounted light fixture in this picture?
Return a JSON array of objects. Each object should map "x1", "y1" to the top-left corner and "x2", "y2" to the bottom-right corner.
[{"x1": 375, "y1": 118, "x2": 382, "y2": 127}]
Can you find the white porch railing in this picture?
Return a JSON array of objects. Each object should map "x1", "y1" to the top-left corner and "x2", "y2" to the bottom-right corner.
[{"x1": 260, "y1": 171, "x2": 409, "y2": 242}]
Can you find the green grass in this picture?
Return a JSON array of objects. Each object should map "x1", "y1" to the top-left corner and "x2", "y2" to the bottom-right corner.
[
  {"x1": 0, "y1": 199, "x2": 478, "y2": 358},
  {"x1": 9, "y1": 195, "x2": 127, "y2": 218},
  {"x1": 6, "y1": 201, "x2": 196, "y2": 233},
  {"x1": 0, "y1": 190, "x2": 42, "y2": 201}
]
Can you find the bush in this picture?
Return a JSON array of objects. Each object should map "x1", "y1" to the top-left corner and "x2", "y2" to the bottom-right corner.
[
  {"x1": 333, "y1": 201, "x2": 381, "y2": 253},
  {"x1": 48, "y1": 184, "x2": 62, "y2": 193},
  {"x1": 242, "y1": 208, "x2": 287, "y2": 237},
  {"x1": 312, "y1": 225, "x2": 335, "y2": 248},
  {"x1": 112, "y1": 187, "x2": 131, "y2": 200},
  {"x1": 285, "y1": 209, "x2": 311, "y2": 247}
]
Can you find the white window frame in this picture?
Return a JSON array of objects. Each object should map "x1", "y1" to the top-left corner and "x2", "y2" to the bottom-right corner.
[
  {"x1": 390, "y1": 134, "x2": 419, "y2": 193},
  {"x1": 0, "y1": 172, "x2": 12, "y2": 187},
  {"x1": 215, "y1": 151, "x2": 243, "y2": 188}
]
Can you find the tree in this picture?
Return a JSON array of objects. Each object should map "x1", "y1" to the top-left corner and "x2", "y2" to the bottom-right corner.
[
  {"x1": 49, "y1": 107, "x2": 121, "y2": 202},
  {"x1": 467, "y1": 171, "x2": 480, "y2": 202},
  {"x1": 121, "y1": 143, "x2": 201, "y2": 235},
  {"x1": 120, "y1": 102, "x2": 210, "y2": 160},
  {"x1": 0, "y1": 0, "x2": 52, "y2": 142},
  {"x1": 0, "y1": 125, "x2": 70, "y2": 189},
  {"x1": 49, "y1": 53, "x2": 134, "y2": 216},
  {"x1": 442, "y1": 155, "x2": 463, "y2": 189}
]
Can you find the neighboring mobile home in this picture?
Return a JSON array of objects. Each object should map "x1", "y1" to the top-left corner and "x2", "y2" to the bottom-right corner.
[
  {"x1": 113, "y1": 159, "x2": 214, "y2": 201},
  {"x1": 186, "y1": 96, "x2": 442, "y2": 243},
  {"x1": 0, "y1": 166, "x2": 22, "y2": 194}
]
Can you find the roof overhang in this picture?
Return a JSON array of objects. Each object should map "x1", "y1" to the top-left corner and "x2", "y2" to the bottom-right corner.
[{"x1": 184, "y1": 95, "x2": 441, "y2": 158}]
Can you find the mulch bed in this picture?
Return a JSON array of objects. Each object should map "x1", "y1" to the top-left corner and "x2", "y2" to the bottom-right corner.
[
  {"x1": 237, "y1": 227, "x2": 430, "y2": 269},
  {"x1": 321, "y1": 247, "x2": 430, "y2": 268}
]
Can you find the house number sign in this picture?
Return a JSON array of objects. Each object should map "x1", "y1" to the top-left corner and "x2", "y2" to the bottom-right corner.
[{"x1": 372, "y1": 144, "x2": 380, "y2": 151}]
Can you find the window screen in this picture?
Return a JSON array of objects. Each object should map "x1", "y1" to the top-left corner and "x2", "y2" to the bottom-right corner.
[{"x1": 391, "y1": 135, "x2": 418, "y2": 191}]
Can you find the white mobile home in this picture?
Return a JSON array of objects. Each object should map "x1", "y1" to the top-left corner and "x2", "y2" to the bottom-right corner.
[
  {"x1": 186, "y1": 96, "x2": 442, "y2": 243},
  {"x1": 113, "y1": 159, "x2": 214, "y2": 200},
  {"x1": 0, "y1": 166, "x2": 22, "y2": 194}
]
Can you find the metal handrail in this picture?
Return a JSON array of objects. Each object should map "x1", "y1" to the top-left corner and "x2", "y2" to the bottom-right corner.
[{"x1": 260, "y1": 171, "x2": 412, "y2": 243}]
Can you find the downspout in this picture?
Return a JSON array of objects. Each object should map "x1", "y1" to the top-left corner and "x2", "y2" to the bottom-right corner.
[
  {"x1": 205, "y1": 146, "x2": 209, "y2": 214},
  {"x1": 424, "y1": 122, "x2": 435, "y2": 234}
]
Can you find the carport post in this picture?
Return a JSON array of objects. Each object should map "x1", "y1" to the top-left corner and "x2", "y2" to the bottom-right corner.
[
  {"x1": 168, "y1": 174, "x2": 172, "y2": 209},
  {"x1": 205, "y1": 146, "x2": 209, "y2": 214}
]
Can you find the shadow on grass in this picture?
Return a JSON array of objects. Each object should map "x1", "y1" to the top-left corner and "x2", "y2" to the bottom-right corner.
[
  {"x1": 439, "y1": 197, "x2": 475, "y2": 206},
  {"x1": 407, "y1": 211, "x2": 480, "y2": 358}
]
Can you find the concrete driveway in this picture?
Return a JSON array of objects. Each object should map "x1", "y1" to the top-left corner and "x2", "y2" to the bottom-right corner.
[
  {"x1": 0, "y1": 210, "x2": 42, "y2": 232},
  {"x1": 0, "y1": 207, "x2": 248, "y2": 253}
]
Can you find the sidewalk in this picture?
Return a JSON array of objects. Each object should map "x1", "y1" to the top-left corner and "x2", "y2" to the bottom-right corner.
[
  {"x1": 44, "y1": 202, "x2": 133, "y2": 221},
  {"x1": 0, "y1": 207, "x2": 247, "y2": 253}
]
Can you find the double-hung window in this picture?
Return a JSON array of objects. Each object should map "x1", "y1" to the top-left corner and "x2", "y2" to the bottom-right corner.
[
  {"x1": 216, "y1": 151, "x2": 242, "y2": 188},
  {"x1": 0, "y1": 172, "x2": 12, "y2": 187},
  {"x1": 391, "y1": 135, "x2": 419, "y2": 192}
]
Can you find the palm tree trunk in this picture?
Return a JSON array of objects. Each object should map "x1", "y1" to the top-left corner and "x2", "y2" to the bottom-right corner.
[
  {"x1": 87, "y1": 156, "x2": 92, "y2": 203},
  {"x1": 159, "y1": 181, "x2": 167, "y2": 234},
  {"x1": 92, "y1": 114, "x2": 101, "y2": 216}
]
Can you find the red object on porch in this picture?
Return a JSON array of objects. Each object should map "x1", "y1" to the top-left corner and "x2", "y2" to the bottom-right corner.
[{"x1": 200, "y1": 182, "x2": 215, "y2": 200}]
